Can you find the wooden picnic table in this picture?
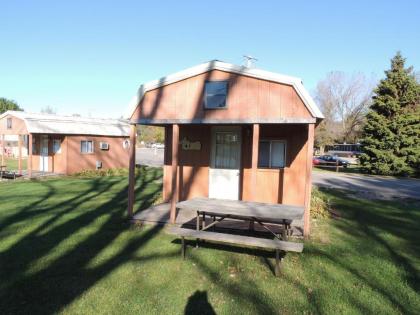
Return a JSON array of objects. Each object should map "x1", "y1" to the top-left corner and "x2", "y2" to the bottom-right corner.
[{"x1": 176, "y1": 197, "x2": 304, "y2": 240}]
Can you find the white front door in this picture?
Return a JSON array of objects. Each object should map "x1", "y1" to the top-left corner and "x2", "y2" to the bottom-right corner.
[
  {"x1": 39, "y1": 135, "x2": 49, "y2": 172},
  {"x1": 209, "y1": 127, "x2": 241, "y2": 200}
]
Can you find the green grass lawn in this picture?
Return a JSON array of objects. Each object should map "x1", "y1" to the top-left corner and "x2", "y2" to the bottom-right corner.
[
  {"x1": 313, "y1": 164, "x2": 363, "y2": 175},
  {"x1": 0, "y1": 168, "x2": 419, "y2": 314},
  {"x1": 2, "y1": 157, "x2": 27, "y2": 171}
]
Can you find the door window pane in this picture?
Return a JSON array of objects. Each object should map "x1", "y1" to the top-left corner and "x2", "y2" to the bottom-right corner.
[{"x1": 214, "y1": 132, "x2": 239, "y2": 169}]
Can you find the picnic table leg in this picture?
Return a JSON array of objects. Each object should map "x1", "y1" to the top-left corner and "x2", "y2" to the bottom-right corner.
[
  {"x1": 202, "y1": 213, "x2": 206, "y2": 230},
  {"x1": 275, "y1": 249, "x2": 280, "y2": 276},
  {"x1": 249, "y1": 219, "x2": 254, "y2": 232},
  {"x1": 196, "y1": 211, "x2": 200, "y2": 248},
  {"x1": 281, "y1": 222, "x2": 289, "y2": 241},
  {"x1": 181, "y1": 237, "x2": 186, "y2": 259},
  {"x1": 212, "y1": 216, "x2": 216, "y2": 231}
]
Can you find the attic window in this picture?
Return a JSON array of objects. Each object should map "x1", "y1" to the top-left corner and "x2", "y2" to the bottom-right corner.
[
  {"x1": 204, "y1": 81, "x2": 228, "y2": 109},
  {"x1": 6, "y1": 118, "x2": 12, "y2": 129}
]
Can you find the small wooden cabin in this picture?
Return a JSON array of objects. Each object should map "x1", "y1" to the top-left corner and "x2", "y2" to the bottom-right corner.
[
  {"x1": 0, "y1": 111, "x2": 130, "y2": 175},
  {"x1": 126, "y1": 60, "x2": 323, "y2": 235}
]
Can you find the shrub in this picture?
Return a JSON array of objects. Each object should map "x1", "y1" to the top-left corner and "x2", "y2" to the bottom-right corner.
[
  {"x1": 311, "y1": 187, "x2": 330, "y2": 218},
  {"x1": 73, "y1": 167, "x2": 147, "y2": 178}
]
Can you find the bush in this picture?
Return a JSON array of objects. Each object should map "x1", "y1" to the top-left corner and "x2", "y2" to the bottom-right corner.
[
  {"x1": 311, "y1": 187, "x2": 330, "y2": 218},
  {"x1": 73, "y1": 167, "x2": 148, "y2": 178}
]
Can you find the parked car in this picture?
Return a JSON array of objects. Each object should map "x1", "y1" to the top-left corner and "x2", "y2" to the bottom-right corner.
[
  {"x1": 151, "y1": 143, "x2": 165, "y2": 149},
  {"x1": 316, "y1": 155, "x2": 350, "y2": 168},
  {"x1": 312, "y1": 157, "x2": 322, "y2": 165}
]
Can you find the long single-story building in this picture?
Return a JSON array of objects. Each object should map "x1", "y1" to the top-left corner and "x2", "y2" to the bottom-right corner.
[
  {"x1": 0, "y1": 111, "x2": 131, "y2": 176},
  {"x1": 126, "y1": 60, "x2": 323, "y2": 235}
]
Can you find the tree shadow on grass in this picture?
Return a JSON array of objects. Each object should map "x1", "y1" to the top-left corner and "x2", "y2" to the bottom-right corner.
[
  {"x1": 313, "y1": 188, "x2": 420, "y2": 313},
  {"x1": 0, "y1": 169, "x2": 166, "y2": 314}
]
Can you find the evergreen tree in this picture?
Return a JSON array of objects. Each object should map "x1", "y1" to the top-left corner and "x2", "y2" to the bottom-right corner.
[
  {"x1": 360, "y1": 52, "x2": 420, "y2": 176},
  {"x1": 0, "y1": 97, "x2": 23, "y2": 114}
]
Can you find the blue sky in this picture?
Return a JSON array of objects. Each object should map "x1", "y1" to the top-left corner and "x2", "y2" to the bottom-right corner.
[{"x1": 1, "y1": 0, "x2": 419, "y2": 118}]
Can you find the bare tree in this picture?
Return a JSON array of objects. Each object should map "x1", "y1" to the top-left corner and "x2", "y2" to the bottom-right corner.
[
  {"x1": 40, "y1": 105, "x2": 57, "y2": 114},
  {"x1": 315, "y1": 72, "x2": 374, "y2": 146}
]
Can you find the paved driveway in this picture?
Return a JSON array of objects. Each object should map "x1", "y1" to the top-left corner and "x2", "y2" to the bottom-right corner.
[
  {"x1": 136, "y1": 147, "x2": 164, "y2": 167},
  {"x1": 136, "y1": 148, "x2": 420, "y2": 200},
  {"x1": 312, "y1": 171, "x2": 420, "y2": 200}
]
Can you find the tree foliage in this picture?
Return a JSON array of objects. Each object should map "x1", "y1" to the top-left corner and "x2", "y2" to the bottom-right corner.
[
  {"x1": 314, "y1": 72, "x2": 373, "y2": 150},
  {"x1": 360, "y1": 52, "x2": 420, "y2": 176},
  {"x1": 137, "y1": 125, "x2": 164, "y2": 143},
  {"x1": 0, "y1": 97, "x2": 23, "y2": 114}
]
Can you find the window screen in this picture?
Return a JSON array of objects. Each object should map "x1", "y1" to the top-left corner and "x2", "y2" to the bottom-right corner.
[
  {"x1": 214, "y1": 132, "x2": 240, "y2": 169},
  {"x1": 204, "y1": 81, "x2": 228, "y2": 109},
  {"x1": 258, "y1": 140, "x2": 286, "y2": 168},
  {"x1": 53, "y1": 139, "x2": 62, "y2": 154},
  {"x1": 81, "y1": 140, "x2": 93, "y2": 153}
]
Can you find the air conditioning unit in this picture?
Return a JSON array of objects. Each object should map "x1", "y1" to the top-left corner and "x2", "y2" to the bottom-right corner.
[{"x1": 99, "y1": 142, "x2": 109, "y2": 150}]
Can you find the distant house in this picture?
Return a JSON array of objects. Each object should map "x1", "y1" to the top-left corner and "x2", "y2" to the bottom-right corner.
[
  {"x1": 0, "y1": 111, "x2": 130, "y2": 175},
  {"x1": 126, "y1": 60, "x2": 324, "y2": 236}
]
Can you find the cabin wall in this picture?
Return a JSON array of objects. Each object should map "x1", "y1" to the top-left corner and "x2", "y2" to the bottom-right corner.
[
  {"x1": 28, "y1": 135, "x2": 129, "y2": 174},
  {"x1": 66, "y1": 135, "x2": 130, "y2": 174},
  {"x1": 0, "y1": 115, "x2": 28, "y2": 135},
  {"x1": 241, "y1": 124, "x2": 308, "y2": 206},
  {"x1": 133, "y1": 70, "x2": 312, "y2": 122},
  {"x1": 163, "y1": 124, "x2": 309, "y2": 207},
  {"x1": 163, "y1": 125, "x2": 211, "y2": 202}
]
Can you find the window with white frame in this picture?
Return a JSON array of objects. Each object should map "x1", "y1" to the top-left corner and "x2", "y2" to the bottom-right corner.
[
  {"x1": 204, "y1": 81, "x2": 228, "y2": 109},
  {"x1": 6, "y1": 118, "x2": 12, "y2": 129},
  {"x1": 81, "y1": 140, "x2": 93, "y2": 153},
  {"x1": 53, "y1": 139, "x2": 62, "y2": 154},
  {"x1": 258, "y1": 140, "x2": 286, "y2": 168}
]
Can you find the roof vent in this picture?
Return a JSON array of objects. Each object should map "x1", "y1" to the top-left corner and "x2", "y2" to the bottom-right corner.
[{"x1": 243, "y1": 55, "x2": 258, "y2": 68}]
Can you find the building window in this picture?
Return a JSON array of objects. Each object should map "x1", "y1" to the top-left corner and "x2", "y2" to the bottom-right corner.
[
  {"x1": 258, "y1": 140, "x2": 286, "y2": 168},
  {"x1": 81, "y1": 140, "x2": 94, "y2": 153},
  {"x1": 204, "y1": 81, "x2": 228, "y2": 109},
  {"x1": 6, "y1": 118, "x2": 12, "y2": 129},
  {"x1": 53, "y1": 139, "x2": 62, "y2": 154}
]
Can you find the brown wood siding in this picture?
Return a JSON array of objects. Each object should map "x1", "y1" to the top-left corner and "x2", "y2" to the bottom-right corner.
[
  {"x1": 163, "y1": 125, "x2": 211, "y2": 202},
  {"x1": 65, "y1": 136, "x2": 130, "y2": 174},
  {"x1": 163, "y1": 124, "x2": 309, "y2": 207},
  {"x1": 0, "y1": 115, "x2": 28, "y2": 135},
  {"x1": 240, "y1": 124, "x2": 309, "y2": 206},
  {"x1": 133, "y1": 70, "x2": 312, "y2": 122}
]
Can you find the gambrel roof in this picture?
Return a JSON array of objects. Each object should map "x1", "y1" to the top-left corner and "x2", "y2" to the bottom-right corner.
[{"x1": 126, "y1": 60, "x2": 324, "y2": 120}]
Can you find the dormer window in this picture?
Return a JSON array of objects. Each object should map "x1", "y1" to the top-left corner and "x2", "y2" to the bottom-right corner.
[{"x1": 204, "y1": 81, "x2": 228, "y2": 109}]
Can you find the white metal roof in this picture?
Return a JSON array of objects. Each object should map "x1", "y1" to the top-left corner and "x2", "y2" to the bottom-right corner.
[
  {"x1": 126, "y1": 60, "x2": 324, "y2": 120},
  {"x1": 1, "y1": 111, "x2": 130, "y2": 137}
]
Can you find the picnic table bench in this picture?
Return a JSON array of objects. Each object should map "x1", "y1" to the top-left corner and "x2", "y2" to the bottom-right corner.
[{"x1": 166, "y1": 197, "x2": 305, "y2": 277}]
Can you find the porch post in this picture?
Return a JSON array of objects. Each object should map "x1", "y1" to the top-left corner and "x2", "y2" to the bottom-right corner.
[
  {"x1": 1, "y1": 134, "x2": 4, "y2": 168},
  {"x1": 251, "y1": 124, "x2": 260, "y2": 201},
  {"x1": 127, "y1": 124, "x2": 137, "y2": 218},
  {"x1": 170, "y1": 124, "x2": 179, "y2": 224},
  {"x1": 18, "y1": 135, "x2": 22, "y2": 174},
  {"x1": 303, "y1": 124, "x2": 315, "y2": 237},
  {"x1": 28, "y1": 133, "x2": 33, "y2": 178}
]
